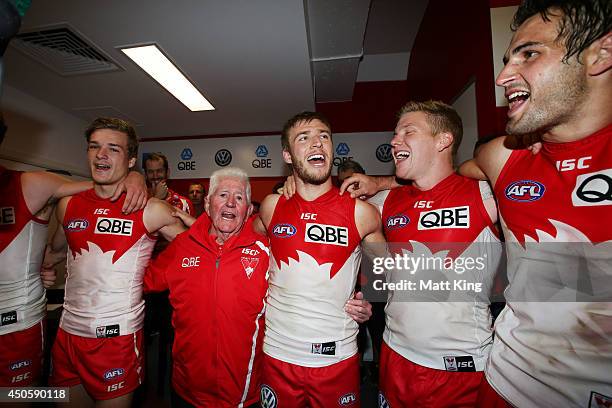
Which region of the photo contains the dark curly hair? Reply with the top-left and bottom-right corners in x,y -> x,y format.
512,0 -> 611,63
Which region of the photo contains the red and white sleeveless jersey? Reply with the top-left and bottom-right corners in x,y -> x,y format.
489,124 -> 612,407
381,173 -> 501,371
0,168 -> 47,335
61,189 -> 156,338
264,187 -> 362,367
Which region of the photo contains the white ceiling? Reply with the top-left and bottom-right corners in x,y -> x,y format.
5,0 -> 427,139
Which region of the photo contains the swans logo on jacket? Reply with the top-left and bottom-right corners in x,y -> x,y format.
241,257 -> 259,278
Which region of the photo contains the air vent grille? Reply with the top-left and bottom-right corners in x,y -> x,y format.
11,25 -> 121,76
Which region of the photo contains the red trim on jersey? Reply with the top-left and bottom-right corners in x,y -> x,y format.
382,173 -> 496,259
268,187 -> 361,278
0,169 -> 47,252
495,124 -> 612,244
63,189 -> 153,263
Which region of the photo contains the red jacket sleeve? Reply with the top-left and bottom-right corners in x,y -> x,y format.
144,238 -> 177,293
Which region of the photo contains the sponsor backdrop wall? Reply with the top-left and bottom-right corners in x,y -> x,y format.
141,132 -> 395,202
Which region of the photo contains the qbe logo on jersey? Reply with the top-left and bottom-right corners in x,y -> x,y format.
572,168 -> 612,207
418,206 -> 469,230
305,223 -> 348,246
95,217 -> 133,236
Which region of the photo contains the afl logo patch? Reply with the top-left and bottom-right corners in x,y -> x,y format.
386,214 -> 409,229
272,223 -> 296,238
339,392 -> 357,406
66,218 -> 89,232
103,368 -> 125,381
504,180 -> 545,202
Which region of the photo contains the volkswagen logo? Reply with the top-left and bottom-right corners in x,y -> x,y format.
378,392 -> 390,408
260,384 -> 278,408
214,149 -> 232,167
376,144 -> 393,162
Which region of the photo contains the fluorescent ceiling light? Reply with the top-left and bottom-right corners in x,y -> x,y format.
120,44 -> 214,112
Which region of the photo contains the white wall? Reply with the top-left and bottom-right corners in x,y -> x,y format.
0,85 -> 90,176
452,82 -> 478,165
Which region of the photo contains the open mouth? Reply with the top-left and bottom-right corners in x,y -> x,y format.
221,211 -> 236,220
394,150 -> 410,161
307,154 -> 326,166
94,163 -> 111,171
507,90 -> 530,115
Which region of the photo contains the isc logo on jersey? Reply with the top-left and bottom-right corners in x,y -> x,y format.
66,218 -> 89,232
95,217 -> 133,236
505,180 -> 545,202
272,223 -> 296,238
96,324 -> 120,338
103,368 -> 125,381
418,206 -> 469,230
443,356 -> 476,372
305,223 -> 348,246
386,214 -> 409,229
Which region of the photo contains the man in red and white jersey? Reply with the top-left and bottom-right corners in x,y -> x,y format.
144,152 -> 194,215
377,101 -> 502,408
46,118 -> 186,407
0,129 -> 146,388
145,167 -> 269,408
457,1 -> 612,406
338,101 -> 502,407
256,111 -> 384,408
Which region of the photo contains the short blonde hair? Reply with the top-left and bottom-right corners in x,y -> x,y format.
398,100 -> 463,156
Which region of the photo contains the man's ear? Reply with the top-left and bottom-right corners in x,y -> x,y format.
587,32 -> 612,76
128,157 -> 137,169
436,132 -> 454,152
247,203 -> 254,218
282,149 -> 293,165
204,196 -> 210,216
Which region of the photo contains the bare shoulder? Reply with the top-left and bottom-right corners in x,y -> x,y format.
55,196 -> 72,222
355,198 -> 381,236
259,193 -> 281,228
475,136 -> 512,187
144,197 -> 173,216
21,171 -> 69,214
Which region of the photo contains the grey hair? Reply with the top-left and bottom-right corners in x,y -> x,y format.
207,167 -> 252,203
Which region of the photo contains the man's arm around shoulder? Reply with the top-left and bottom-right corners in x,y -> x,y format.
143,198 -> 188,241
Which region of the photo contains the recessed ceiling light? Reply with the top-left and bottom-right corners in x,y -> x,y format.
120,44 -> 214,112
